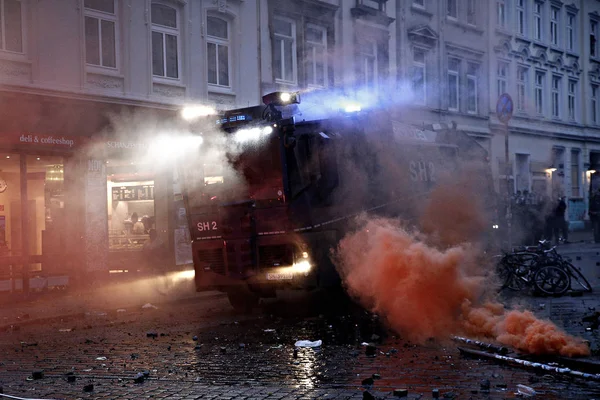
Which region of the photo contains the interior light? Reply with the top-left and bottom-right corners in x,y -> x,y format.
5,156 -> 9,159
36,157 -> 40,161
302,251 -> 309,259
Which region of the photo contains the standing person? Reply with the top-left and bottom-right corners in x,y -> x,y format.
553,197 -> 568,244
590,189 -> 600,243
143,228 -> 172,294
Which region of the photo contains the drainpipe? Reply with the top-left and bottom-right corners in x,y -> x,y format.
257,0 -> 262,103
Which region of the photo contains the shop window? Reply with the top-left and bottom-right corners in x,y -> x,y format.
26,155 -> 65,263
106,159 -> 155,252
0,153 -> 21,258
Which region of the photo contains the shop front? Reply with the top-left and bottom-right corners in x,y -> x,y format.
0,133 -> 87,292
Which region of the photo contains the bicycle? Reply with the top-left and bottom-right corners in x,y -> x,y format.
494,247 -> 571,296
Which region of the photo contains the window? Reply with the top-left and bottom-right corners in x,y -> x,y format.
534,1 -> 542,41
306,25 -> 327,87
448,58 -> 459,111
151,3 -> 179,79
591,20 -> 598,58
273,17 -> 296,84
516,154 -> 530,192
516,0 -> 526,36
592,84 -> 598,124
568,80 -> 576,120
358,41 -> 377,89
0,0 -> 23,52
535,71 -> 544,114
84,0 -> 116,68
413,0 -> 425,7
207,16 -> 230,88
466,63 -> 478,114
552,75 -> 561,118
571,149 -> 580,197
467,0 -> 476,25
550,6 -> 559,46
567,13 -> 575,51
497,61 -> 508,97
412,48 -> 426,105
497,0 -> 506,28
517,66 -> 528,112
447,0 -> 457,19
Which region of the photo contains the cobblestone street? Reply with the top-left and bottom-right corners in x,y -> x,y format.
0,279 -> 599,399
0,238 -> 599,399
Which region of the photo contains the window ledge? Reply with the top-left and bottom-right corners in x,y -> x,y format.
515,35 -> 531,44
532,40 -> 549,49
274,79 -> 299,88
86,65 -> 122,78
152,77 -> 185,87
446,17 -> 483,34
410,5 -> 433,17
590,56 -> 600,63
0,50 -> 29,63
208,85 -> 235,95
566,50 -> 579,58
549,45 -> 564,53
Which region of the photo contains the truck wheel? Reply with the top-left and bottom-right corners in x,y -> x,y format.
227,289 -> 259,313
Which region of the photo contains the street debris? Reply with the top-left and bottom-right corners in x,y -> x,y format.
392,388 -> 408,397
365,344 -> 377,356
82,384 -> 94,392
58,328 -> 72,332
146,331 -> 158,338
31,371 -> 44,380
116,309 -> 127,313
264,329 -> 276,333
95,357 -> 107,361
516,384 -> 536,397
133,372 -> 145,383
294,339 -> 322,348
192,335 -> 198,341
142,303 -> 158,309
432,388 -> 440,398
452,336 -> 509,355
458,347 -> 600,381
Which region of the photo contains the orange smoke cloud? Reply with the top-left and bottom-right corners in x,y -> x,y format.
334,217 -> 590,357
419,177 -> 487,247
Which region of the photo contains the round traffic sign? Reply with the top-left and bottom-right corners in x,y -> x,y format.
496,93 -> 513,124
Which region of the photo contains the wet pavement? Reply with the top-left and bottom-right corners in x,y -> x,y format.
0,291 -> 599,399
0,236 -> 599,399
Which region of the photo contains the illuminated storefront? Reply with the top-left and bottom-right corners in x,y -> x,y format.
0,94 -> 185,291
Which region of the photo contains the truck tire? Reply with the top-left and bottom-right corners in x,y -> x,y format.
227,289 -> 259,313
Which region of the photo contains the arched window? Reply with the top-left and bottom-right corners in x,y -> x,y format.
151,3 -> 179,79
206,16 -> 230,87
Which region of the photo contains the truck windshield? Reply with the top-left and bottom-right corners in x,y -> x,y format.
181,133 -> 283,208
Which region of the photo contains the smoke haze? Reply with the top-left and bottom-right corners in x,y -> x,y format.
334,214 -> 590,357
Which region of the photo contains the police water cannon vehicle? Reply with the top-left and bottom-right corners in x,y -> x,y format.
178,91 -> 494,312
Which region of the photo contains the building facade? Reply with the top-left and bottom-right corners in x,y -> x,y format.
1,0 -> 599,286
488,0 -> 600,229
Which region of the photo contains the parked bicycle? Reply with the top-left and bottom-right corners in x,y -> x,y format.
494,240 -> 592,296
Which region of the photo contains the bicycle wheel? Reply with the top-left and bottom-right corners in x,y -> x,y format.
495,253 -> 537,291
533,265 -> 570,296
562,262 -> 593,292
